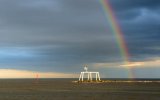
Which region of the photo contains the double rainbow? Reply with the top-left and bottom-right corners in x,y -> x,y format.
99,0 -> 133,78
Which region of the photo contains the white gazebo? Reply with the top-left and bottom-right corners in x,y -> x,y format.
79,65 -> 101,82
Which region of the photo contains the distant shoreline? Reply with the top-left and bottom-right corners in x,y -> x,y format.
0,78 -> 159,81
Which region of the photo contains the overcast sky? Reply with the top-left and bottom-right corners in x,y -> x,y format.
0,0 -> 160,78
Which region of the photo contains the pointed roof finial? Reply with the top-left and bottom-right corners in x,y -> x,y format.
84,64 -> 88,72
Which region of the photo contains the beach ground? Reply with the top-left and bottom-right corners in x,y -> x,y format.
0,79 -> 159,100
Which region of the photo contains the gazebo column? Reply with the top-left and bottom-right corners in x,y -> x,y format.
96,73 -> 98,81
79,72 -> 82,81
82,72 -> 84,81
87,73 -> 90,80
98,72 -> 101,81
89,72 -> 92,81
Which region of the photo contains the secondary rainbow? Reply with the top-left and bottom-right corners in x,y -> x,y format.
99,0 -> 133,78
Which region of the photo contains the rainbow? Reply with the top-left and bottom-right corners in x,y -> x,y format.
99,0 -> 134,78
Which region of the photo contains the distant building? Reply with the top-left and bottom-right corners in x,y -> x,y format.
79,65 -> 101,82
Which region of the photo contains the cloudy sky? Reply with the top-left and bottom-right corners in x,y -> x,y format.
0,0 -> 160,78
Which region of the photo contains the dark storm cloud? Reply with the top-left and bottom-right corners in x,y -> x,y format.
109,0 -> 160,61
110,0 -> 160,12
0,0 -> 120,72
0,0 -> 160,76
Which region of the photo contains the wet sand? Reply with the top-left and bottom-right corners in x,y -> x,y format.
0,79 -> 159,100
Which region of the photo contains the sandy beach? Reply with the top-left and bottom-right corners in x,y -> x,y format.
0,79 -> 159,100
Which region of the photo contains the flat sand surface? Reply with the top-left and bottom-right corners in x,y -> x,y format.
0,79 -> 159,100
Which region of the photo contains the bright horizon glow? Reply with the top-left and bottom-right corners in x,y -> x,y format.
92,57 -> 160,68
120,62 -> 144,67
0,69 -> 78,78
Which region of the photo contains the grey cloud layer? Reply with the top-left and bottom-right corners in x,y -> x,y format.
0,0 -> 160,77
